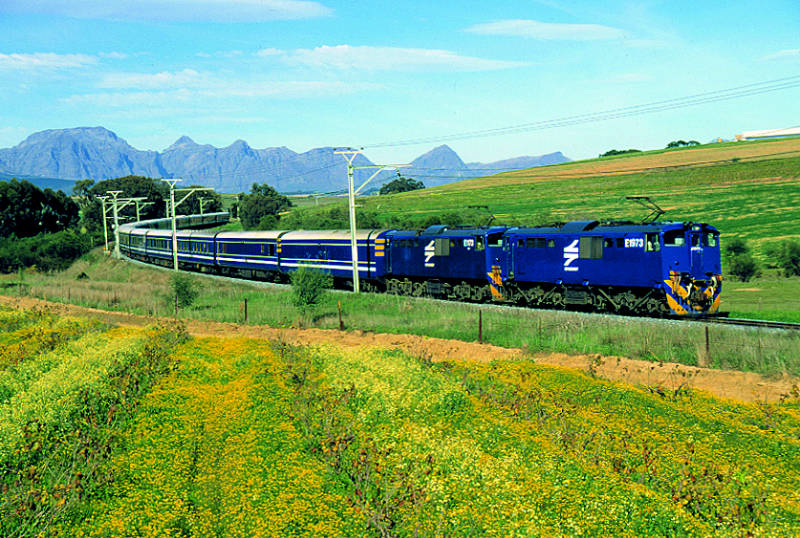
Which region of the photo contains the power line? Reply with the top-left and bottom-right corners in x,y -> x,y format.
361,75 -> 800,149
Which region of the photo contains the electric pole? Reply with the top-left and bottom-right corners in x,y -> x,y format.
334,149 -> 409,293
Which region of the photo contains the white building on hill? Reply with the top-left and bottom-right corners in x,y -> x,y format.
736,127 -> 800,141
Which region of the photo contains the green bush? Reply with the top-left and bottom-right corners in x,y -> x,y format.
769,239 -> 800,277
724,236 -> 749,258
727,252 -> 759,282
168,272 -> 200,309
0,231 -> 91,274
290,266 -> 333,311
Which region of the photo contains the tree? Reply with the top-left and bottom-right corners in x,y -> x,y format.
599,149 -> 641,157
723,237 -> 749,258
181,185 -> 223,216
666,140 -> 701,149
727,253 -> 759,282
0,179 -> 79,238
239,183 -> 292,230
82,176 -> 168,233
767,239 -> 800,277
379,176 -> 425,196
724,237 -> 759,282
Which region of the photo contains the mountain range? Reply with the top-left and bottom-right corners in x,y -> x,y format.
0,127 -> 570,194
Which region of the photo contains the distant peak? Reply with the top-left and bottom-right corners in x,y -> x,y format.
166,136 -> 198,150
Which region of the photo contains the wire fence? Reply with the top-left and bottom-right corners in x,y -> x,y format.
21,277 -> 800,380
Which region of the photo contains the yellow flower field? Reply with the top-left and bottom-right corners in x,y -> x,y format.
57,338 -> 364,538
4,308 -> 799,537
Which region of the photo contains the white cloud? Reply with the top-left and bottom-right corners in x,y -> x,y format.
0,0 -> 333,22
761,49 -> 800,62
64,79 -> 383,108
256,48 -> 287,57
99,69 -> 207,89
282,45 -> 528,72
464,19 -> 627,41
0,52 -> 99,71
99,52 -> 130,60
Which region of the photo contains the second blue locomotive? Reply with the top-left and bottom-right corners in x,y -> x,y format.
118,214 -> 722,317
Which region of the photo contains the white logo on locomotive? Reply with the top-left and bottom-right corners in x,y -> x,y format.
564,239 -> 579,272
425,240 -> 435,268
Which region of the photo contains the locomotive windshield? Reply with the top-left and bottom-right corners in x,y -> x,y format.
663,230 -> 685,247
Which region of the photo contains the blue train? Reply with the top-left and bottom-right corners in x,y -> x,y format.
118,212 -> 722,317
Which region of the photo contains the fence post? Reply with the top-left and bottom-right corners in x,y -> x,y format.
244,298 -> 248,323
478,310 -> 483,344
339,300 -> 344,331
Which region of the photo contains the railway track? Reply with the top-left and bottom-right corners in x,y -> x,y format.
699,316 -> 800,331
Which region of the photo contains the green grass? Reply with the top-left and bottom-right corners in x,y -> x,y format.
16,249 -> 800,378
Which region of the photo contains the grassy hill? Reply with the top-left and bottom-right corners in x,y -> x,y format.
347,137 -> 800,258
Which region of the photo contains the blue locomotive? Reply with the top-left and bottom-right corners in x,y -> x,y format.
118,213 -> 722,317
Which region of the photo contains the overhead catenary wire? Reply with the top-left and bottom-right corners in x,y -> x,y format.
360,75 -> 800,149
174,74 -> 800,187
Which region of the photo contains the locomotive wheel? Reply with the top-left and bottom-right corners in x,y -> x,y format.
400,279 -> 413,296
412,282 -> 426,297
454,281 -> 472,301
646,297 -> 670,317
614,291 -> 637,313
386,279 -> 399,295
550,288 -> 566,309
471,285 -> 490,302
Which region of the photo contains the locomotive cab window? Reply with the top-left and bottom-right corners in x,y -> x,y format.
663,231 -> 685,247
645,233 -> 660,252
475,236 -> 485,251
704,233 -> 718,247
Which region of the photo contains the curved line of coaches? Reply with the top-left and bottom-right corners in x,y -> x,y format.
117,211 -> 723,316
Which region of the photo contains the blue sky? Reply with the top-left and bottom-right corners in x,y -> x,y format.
1,0 -> 799,165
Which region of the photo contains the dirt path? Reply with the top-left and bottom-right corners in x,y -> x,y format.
2,294 -> 797,403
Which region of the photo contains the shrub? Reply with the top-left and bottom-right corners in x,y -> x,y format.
724,236 -> 749,258
727,252 -> 759,282
290,266 -> 332,311
770,239 -> 800,277
168,272 -> 200,309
